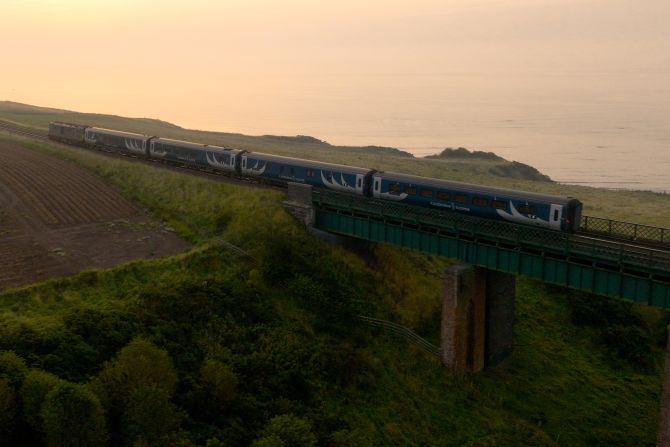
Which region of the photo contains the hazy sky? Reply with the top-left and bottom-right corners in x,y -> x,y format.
2,0 -> 669,133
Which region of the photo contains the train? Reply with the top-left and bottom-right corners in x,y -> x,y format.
48,122 -> 583,232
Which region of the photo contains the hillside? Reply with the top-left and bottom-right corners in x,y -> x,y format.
2,101 -> 669,226
0,107 -> 668,446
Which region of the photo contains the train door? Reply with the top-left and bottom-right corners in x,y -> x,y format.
549,204 -> 562,230
355,174 -> 365,195
372,176 -> 381,198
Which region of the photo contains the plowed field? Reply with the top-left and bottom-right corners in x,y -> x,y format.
0,140 -> 191,290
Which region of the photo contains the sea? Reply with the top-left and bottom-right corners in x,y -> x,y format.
182,70 -> 669,193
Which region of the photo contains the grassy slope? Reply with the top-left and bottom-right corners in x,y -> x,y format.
3,101 -> 668,226
0,106 -> 667,445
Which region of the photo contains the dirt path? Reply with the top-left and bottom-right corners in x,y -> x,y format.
0,140 -> 191,291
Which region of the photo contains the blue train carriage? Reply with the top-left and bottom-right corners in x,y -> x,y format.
48,122 -> 88,145
372,172 -> 583,232
84,127 -> 153,156
148,138 -> 242,173
241,152 -> 373,194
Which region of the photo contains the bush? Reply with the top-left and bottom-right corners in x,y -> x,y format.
63,307 -> 140,363
40,333 -> 98,382
601,325 -> 654,369
251,435 -> 286,447
200,359 -> 238,404
258,414 -> 316,447
20,369 -> 64,431
568,293 -> 654,368
568,293 -> 644,329
0,351 -> 28,388
122,386 -> 181,446
0,378 -> 18,440
41,382 -> 107,447
93,338 -> 178,410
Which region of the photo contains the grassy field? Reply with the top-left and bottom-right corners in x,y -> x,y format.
3,100 -> 668,225
0,129 -> 667,446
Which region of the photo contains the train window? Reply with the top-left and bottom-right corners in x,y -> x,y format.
517,204 -> 536,215
375,180 -> 380,191
389,183 -> 401,194
437,191 -> 451,200
290,167 -> 294,175
472,197 -> 488,207
492,200 -> 507,210
404,185 -> 417,195
357,178 -> 362,188
420,189 -> 433,198
554,209 -> 559,221
454,194 -> 468,204
279,165 -> 284,173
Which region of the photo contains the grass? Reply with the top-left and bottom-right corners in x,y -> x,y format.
0,108 -> 668,445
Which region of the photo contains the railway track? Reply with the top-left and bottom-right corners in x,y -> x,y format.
0,120 -> 49,140
0,120 -> 283,192
1,119 -> 668,253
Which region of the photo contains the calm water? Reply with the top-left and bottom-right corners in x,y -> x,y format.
183,70 -> 670,192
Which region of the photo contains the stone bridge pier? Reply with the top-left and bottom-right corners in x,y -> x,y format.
441,265 -> 515,373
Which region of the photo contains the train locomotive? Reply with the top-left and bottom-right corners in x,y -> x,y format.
48,122 -> 583,232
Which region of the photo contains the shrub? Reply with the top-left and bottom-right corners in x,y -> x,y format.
0,351 -> 28,388
41,382 -> 107,447
40,333 -> 98,382
122,386 -> 181,446
601,325 -> 654,369
63,307 -> 140,363
568,293 -> 644,329
93,338 -> 178,410
20,369 -> 63,431
0,378 -> 18,439
200,359 -> 238,404
251,435 -> 286,447
258,414 -> 316,447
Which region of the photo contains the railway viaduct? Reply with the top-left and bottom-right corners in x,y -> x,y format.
3,119 -> 670,373
283,182 -> 670,374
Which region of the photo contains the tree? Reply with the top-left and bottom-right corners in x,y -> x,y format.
0,350 -> 28,388
122,386 -> 181,447
200,359 -> 238,404
93,338 -> 178,410
258,414 -> 316,447
0,378 -> 18,441
41,382 -> 107,447
20,369 -> 63,431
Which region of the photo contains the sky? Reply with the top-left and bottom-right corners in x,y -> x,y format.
1,0 -> 669,134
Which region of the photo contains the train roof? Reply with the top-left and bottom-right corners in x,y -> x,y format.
87,127 -> 152,139
244,152 -> 373,174
375,171 -> 578,204
152,137 -> 242,154
50,122 -> 89,130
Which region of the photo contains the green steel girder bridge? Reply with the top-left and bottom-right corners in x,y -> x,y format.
310,189 -> 670,308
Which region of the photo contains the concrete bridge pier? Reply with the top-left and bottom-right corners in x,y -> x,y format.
283,182 -> 316,226
283,183 -> 368,251
441,265 -> 515,373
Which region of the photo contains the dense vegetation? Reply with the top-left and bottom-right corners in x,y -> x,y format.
0,111 -> 668,446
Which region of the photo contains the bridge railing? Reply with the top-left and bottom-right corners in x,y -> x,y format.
312,189 -> 670,276
580,215 -> 669,247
